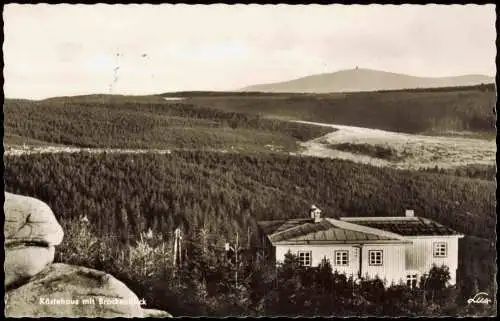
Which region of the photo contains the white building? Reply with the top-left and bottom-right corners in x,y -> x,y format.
257,207 -> 464,287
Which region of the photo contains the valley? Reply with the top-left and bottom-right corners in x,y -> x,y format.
3,84 -> 496,317
5,85 -> 495,174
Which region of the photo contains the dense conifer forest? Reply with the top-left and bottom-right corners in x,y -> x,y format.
3,151 -> 496,316
4,152 -> 495,239
4,84 -> 496,152
3,96 -> 332,151
180,84 -> 496,136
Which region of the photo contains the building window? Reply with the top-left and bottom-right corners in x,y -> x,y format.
368,250 -> 383,266
406,274 -> 418,289
433,242 -> 447,258
335,250 -> 349,266
297,251 -> 312,266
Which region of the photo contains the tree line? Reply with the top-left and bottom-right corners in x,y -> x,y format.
187,84 -> 496,135
4,151 -> 495,239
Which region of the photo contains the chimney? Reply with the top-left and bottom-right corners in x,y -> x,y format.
310,205 -> 322,222
405,209 -> 415,217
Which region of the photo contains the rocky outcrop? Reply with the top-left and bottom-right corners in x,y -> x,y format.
142,308 -> 174,318
5,263 -> 170,317
4,192 -> 64,288
4,192 -> 171,317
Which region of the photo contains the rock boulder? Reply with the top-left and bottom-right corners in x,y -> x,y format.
4,192 -> 64,245
5,263 -> 149,317
4,192 -> 64,288
142,308 -> 173,317
4,192 -> 171,317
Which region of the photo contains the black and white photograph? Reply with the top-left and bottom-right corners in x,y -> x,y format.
2,3 -> 497,317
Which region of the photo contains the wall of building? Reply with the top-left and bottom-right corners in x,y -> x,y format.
275,243 -> 407,285
360,244 -> 407,286
259,234 -> 277,266
275,244 -> 360,278
273,236 -> 460,286
404,236 -> 460,285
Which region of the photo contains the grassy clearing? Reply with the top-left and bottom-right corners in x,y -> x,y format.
295,121 -> 495,170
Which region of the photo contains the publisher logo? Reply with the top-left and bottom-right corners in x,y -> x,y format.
467,292 -> 491,305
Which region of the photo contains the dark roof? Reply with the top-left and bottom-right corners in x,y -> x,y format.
257,218 -> 312,236
340,217 -> 461,236
257,218 -> 403,244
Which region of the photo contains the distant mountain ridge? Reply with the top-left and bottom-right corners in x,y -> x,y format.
240,68 -> 495,93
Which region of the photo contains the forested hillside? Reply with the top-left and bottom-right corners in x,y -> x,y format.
3,95 -> 332,152
5,83 -> 495,153
177,84 -> 496,136
4,152 -> 495,316
4,152 -> 495,240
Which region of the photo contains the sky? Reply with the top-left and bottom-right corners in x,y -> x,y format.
3,4 -> 497,99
